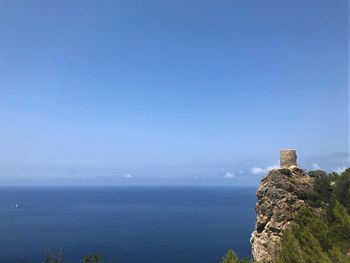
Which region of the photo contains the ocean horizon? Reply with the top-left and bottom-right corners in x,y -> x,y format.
1,186 -> 256,263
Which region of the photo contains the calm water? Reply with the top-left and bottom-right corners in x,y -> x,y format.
0,186 -> 256,263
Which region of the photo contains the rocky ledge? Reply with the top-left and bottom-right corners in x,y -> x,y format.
250,166 -> 315,262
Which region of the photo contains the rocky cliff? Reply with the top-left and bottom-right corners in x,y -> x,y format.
250,166 -> 315,262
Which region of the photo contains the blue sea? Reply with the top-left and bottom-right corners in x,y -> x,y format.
0,186 -> 256,263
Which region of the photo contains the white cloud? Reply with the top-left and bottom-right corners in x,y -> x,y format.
224,172 -> 235,179
250,167 -> 265,175
125,174 -> 132,178
334,167 -> 347,174
250,163 -> 279,175
312,163 -> 321,170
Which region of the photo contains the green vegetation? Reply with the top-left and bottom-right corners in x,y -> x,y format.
82,254 -> 106,263
43,250 -> 64,263
278,168 -> 350,263
221,249 -> 239,263
221,168 -> 350,263
220,249 -> 252,263
279,168 -> 292,176
43,251 -> 116,263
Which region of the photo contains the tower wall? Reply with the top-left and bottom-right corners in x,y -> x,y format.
280,149 -> 297,168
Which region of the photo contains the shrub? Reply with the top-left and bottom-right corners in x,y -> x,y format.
278,168 -> 350,262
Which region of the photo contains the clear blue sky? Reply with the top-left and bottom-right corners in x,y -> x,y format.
0,0 -> 348,185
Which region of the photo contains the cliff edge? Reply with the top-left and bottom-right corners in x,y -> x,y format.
250,151 -> 315,262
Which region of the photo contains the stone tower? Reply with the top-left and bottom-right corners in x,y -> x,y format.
280,149 -> 297,168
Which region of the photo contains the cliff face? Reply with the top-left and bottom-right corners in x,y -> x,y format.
250,167 -> 315,262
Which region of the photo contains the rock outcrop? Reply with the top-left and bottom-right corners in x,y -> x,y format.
250,166 -> 315,262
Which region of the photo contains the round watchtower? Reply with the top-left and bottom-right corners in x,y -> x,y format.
280,149 -> 297,168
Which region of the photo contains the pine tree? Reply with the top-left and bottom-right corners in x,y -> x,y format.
221,249 -> 239,263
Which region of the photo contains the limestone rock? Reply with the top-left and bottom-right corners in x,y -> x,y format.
250,167 -> 314,262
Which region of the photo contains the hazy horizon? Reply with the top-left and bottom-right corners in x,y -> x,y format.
0,0 -> 348,186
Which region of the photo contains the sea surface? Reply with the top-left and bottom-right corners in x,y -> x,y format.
0,186 -> 256,263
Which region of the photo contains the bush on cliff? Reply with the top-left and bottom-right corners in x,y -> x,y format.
82,254 -> 105,263
43,250 -> 64,263
221,249 -> 239,263
43,251 -> 116,263
278,168 -> 350,263
220,249 -> 252,263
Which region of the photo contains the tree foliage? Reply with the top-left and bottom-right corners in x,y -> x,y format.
221,249 -> 239,263
278,168 -> 350,263
43,250 -> 64,263
220,249 -> 253,263
43,251 -> 116,263
82,254 -> 104,263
